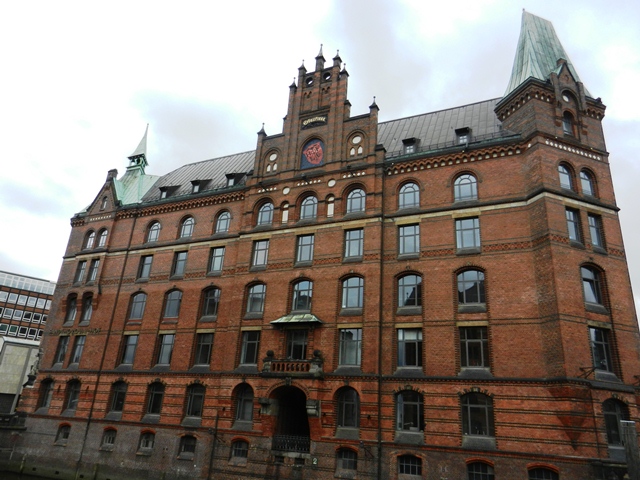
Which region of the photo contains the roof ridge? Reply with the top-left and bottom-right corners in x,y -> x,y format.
378,98 -> 502,126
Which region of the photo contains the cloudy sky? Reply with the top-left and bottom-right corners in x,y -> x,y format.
1,0 -> 639,306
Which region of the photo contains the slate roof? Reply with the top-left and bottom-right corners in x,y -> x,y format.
378,98 -> 509,157
504,11 -> 590,98
139,151 -> 255,203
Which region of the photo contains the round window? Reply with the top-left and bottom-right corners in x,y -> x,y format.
352,135 -> 362,145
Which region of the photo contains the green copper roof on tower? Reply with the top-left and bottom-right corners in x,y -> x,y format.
504,11 -> 590,98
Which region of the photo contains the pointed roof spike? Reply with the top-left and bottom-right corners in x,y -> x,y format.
504,11 -> 590,98
333,49 -> 342,67
129,124 -> 148,159
258,123 -> 266,136
315,44 -> 325,71
369,96 -> 379,110
290,77 -> 297,89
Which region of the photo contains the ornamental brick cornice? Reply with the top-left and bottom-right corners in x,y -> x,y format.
114,191 -> 245,220
385,144 -> 524,177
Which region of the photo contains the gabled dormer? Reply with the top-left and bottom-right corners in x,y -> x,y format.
251,47 -> 379,183
495,11 -> 606,151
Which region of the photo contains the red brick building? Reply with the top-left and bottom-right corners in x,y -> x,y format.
4,11 -> 639,480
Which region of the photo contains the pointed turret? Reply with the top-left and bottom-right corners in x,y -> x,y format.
127,124 -> 149,172
504,11 -> 590,98
315,44 -> 325,71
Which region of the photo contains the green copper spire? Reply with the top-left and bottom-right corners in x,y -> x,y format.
504,11 -> 590,98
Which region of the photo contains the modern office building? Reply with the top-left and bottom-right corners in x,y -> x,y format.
0,271 -> 54,415
3,11 -> 639,480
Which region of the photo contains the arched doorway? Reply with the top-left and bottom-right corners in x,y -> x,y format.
271,385 -> 310,453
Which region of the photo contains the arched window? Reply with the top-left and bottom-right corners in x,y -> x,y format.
84,231 -> 96,250
454,173 -> 478,201
147,222 -> 161,243
528,467 -> 559,480
399,182 -> 419,209
396,390 -> 424,431
185,384 -> 206,418
129,292 -> 147,320
101,428 -> 117,448
201,287 -> 221,318
55,424 -> 71,444
163,290 -> 182,318
300,196 -> 318,220
603,399 -> 629,446
80,294 -> 92,324
215,212 -> 230,233
468,462 -> 495,480
398,274 -> 422,308
398,455 -> 422,476
581,266 -> 604,306
109,381 -> 127,413
461,393 -> 494,437
341,276 -> 364,310
558,164 -> 574,190
246,284 -> 266,315
231,440 -> 249,459
292,280 -> 313,312
178,435 -> 196,459
97,229 -> 108,247
65,380 -> 81,412
562,111 -> 575,136
180,217 -> 194,238
336,448 -> 357,472
146,382 -> 165,414
37,379 -> 54,409
337,387 -> 359,428
138,431 -> 155,451
257,202 -> 274,226
64,294 -> 77,325
100,196 -> 108,210
580,169 -> 596,196
348,133 -> 364,157
346,188 -> 365,214
457,270 -> 486,305
235,383 -> 254,422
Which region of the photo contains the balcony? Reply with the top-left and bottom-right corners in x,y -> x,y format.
261,350 -> 323,379
272,434 -> 310,453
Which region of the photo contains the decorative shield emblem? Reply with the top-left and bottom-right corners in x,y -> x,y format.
301,139 -> 324,169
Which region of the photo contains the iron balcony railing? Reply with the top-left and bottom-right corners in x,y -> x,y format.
272,434 -> 310,453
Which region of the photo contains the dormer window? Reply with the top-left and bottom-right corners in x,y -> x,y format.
456,127 -> 471,145
159,188 -> 168,199
191,182 -> 200,194
226,174 -> 236,187
402,138 -> 419,155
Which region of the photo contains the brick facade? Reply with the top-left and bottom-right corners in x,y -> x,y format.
2,14 -> 639,480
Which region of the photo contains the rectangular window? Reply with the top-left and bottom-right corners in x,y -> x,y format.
296,235 -> 315,264
588,214 -> 604,248
70,336 -> 86,364
339,328 -> 362,366
156,334 -> 175,365
399,224 -> 420,255
87,259 -> 100,282
3,308 -> 13,318
17,295 -> 27,305
397,329 -> 422,367
460,327 -> 489,368
36,298 -> 46,309
138,255 -> 153,279
120,335 -> 138,365
590,327 -> 613,372
286,330 -> 308,360
74,261 -> 87,283
194,333 -> 214,366
172,252 -> 188,277
208,247 -> 225,273
27,296 -> 36,307
344,229 -> 364,259
456,217 -> 480,250
8,293 -> 17,303
240,331 -> 260,365
566,208 -> 582,243
252,240 -> 269,267
54,336 -> 70,365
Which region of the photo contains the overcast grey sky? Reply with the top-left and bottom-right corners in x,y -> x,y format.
1,0 -> 638,308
